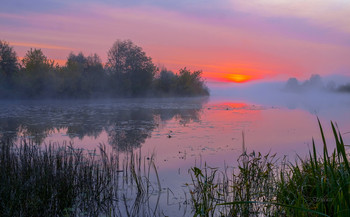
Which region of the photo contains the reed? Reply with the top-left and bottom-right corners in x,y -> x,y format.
188,120 -> 350,217
277,119 -> 350,216
0,140 -> 161,217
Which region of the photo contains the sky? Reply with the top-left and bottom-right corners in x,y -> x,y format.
1,0 -> 350,83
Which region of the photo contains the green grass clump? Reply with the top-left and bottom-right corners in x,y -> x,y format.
188,120 -> 350,217
277,120 -> 350,216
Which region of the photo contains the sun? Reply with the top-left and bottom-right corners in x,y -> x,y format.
225,74 -> 253,83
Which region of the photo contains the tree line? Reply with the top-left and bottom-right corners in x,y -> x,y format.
285,74 -> 350,93
0,39 -> 209,98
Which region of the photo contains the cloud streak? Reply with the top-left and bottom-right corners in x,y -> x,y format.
10,41 -> 74,51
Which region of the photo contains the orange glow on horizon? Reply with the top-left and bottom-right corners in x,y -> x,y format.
225,74 -> 253,83
186,64 -> 267,83
53,59 -> 67,66
203,71 -> 262,83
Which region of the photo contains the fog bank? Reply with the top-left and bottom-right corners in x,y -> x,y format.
208,74 -> 350,116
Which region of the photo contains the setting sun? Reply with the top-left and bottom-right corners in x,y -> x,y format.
225,74 -> 253,83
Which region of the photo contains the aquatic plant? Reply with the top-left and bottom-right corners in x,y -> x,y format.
188,120 -> 350,217
0,140 -> 161,217
277,120 -> 350,216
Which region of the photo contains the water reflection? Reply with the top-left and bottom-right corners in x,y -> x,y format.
0,98 -> 206,151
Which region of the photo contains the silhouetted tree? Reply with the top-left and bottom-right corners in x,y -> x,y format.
58,52 -> 105,97
284,74 -> 326,93
337,83 -> 350,92
106,40 -> 157,96
0,40 -> 19,97
19,49 -> 57,97
302,74 -> 323,89
285,77 -> 300,92
176,68 -> 209,96
153,68 -> 177,95
0,40 -> 210,98
85,53 -> 106,94
58,52 -> 86,96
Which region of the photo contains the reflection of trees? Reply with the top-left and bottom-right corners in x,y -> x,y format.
0,118 -> 20,143
0,99 -> 206,151
156,109 -> 201,126
107,109 -> 155,152
18,125 -> 54,144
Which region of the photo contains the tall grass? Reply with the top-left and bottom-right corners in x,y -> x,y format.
188,120 -> 350,216
0,140 -> 161,217
277,120 -> 350,216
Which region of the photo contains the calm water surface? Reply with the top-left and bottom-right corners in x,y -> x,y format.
1,95 -> 349,215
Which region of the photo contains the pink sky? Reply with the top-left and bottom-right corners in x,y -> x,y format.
1,0 -> 350,83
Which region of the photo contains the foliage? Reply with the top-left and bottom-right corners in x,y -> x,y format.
19,48 -> 58,97
153,68 -> 177,95
0,40 -> 19,97
153,67 -> 209,97
0,39 -> 209,98
176,68 -> 209,96
57,52 -> 105,97
106,40 -> 156,96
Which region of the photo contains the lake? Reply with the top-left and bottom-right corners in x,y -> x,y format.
1,92 -> 349,216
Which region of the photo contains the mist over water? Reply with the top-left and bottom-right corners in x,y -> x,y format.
209,75 -> 350,119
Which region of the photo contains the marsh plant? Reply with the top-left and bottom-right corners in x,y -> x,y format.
277,120 -> 350,217
0,140 -> 161,217
1,120 -> 349,217
188,152 -> 279,217
188,120 -> 350,217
